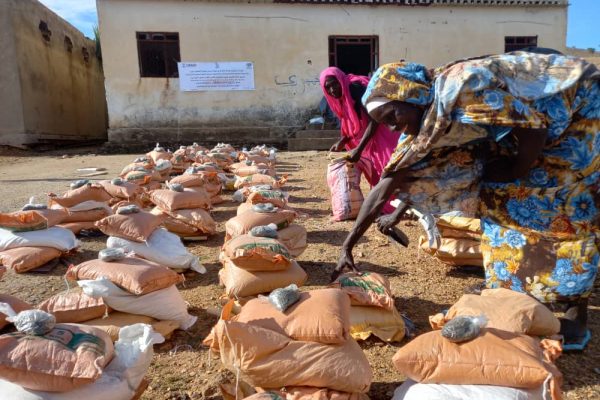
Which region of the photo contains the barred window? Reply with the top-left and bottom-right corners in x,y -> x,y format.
136,32 -> 181,78
505,36 -> 538,52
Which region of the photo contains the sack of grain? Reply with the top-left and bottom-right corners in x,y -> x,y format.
82,312 -> 179,342
149,188 -> 211,211
219,258 -> 307,298
277,224 -> 307,258
226,208 -> 296,240
246,190 -> 288,208
0,295 -> 32,329
222,234 -> 291,271
232,289 -> 350,344
234,174 -> 286,190
0,247 -> 63,273
107,228 -> 205,273
210,320 -> 372,393
330,272 -> 395,311
94,211 -> 165,242
48,185 -> 112,209
0,322 -> 114,392
349,305 -> 405,343
38,289 -> 110,323
392,329 -> 562,396
78,278 -> 197,330
428,288 -> 560,337
391,380 -> 544,400
66,257 -> 184,296
0,227 -> 78,252
97,180 -> 142,201
0,323 -> 162,400
0,211 -> 48,232
327,160 -> 363,221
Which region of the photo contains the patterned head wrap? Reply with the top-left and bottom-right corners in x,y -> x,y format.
362,62 -> 433,113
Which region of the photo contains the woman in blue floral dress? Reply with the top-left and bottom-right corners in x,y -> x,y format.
335,52 -> 600,347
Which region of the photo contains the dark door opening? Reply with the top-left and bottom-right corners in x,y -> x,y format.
329,36 -> 379,76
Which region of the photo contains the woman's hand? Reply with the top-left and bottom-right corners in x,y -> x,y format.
331,248 -> 358,282
346,149 -> 361,164
376,213 -> 399,234
329,140 -> 345,153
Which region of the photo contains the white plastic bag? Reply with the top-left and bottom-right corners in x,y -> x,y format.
78,278 -> 197,330
392,380 -> 544,400
106,228 -> 205,273
0,324 -> 164,400
0,227 -> 79,252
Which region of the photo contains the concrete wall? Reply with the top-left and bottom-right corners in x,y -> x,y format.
0,0 -> 107,147
0,1 -> 26,140
98,0 -> 567,144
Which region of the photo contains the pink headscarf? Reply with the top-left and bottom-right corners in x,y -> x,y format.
319,67 -> 370,144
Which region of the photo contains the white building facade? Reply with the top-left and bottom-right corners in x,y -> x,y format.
97,0 -> 568,146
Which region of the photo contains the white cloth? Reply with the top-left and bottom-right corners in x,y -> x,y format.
365,97 -> 392,114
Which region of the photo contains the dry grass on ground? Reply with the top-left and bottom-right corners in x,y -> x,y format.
0,148 -> 598,399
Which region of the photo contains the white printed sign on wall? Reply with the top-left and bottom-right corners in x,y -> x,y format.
178,61 -> 255,91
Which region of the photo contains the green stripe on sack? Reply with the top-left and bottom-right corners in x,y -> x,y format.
238,242 -> 290,258
339,275 -> 385,294
0,221 -> 48,232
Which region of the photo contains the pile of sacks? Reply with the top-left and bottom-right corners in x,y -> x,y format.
64,248 -> 197,332
392,288 -> 563,400
47,178 -> 144,235
0,210 -> 79,273
419,215 -> 483,267
204,288 -> 373,398
0,300 -> 163,400
221,156 -> 308,300
331,271 -> 406,343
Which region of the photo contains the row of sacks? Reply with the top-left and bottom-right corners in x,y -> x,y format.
0,248 -> 196,336
204,288 -> 374,396
392,288 -> 563,400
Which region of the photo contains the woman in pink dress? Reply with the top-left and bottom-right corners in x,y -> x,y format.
320,67 -> 401,193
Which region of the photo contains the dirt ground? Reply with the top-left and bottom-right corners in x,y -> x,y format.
0,147 -> 598,400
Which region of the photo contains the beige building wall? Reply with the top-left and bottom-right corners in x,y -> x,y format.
0,1 -> 26,138
0,0 -> 107,147
98,0 -> 567,144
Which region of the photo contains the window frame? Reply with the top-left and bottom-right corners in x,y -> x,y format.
504,36 -> 538,52
136,31 -> 181,78
328,35 -> 379,75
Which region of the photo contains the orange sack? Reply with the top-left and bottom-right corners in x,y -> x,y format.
392,328 -> 562,395
0,211 -> 48,232
95,211 -> 166,242
219,258 -> 307,298
211,320 -> 372,393
223,234 -> 291,271
0,323 -> 114,392
330,272 -> 395,311
0,247 -> 63,273
66,257 -> 183,295
38,289 -> 110,323
233,289 -> 351,344
429,288 -> 560,336
0,294 -> 32,330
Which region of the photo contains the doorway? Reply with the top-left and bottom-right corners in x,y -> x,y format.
328,36 -> 379,76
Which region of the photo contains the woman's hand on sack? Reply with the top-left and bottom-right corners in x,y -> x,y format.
346,150 -> 361,164
375,213 -> 400,234
331,248 -> 358,282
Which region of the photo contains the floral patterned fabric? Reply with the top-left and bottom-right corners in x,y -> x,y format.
366,52 -> 600,302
